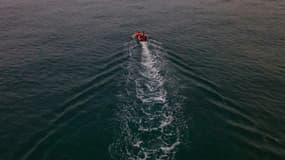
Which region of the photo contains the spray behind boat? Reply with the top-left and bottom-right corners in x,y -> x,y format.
109,35 -> 189,160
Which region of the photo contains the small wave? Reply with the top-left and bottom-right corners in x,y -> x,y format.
14,47 -> 128,160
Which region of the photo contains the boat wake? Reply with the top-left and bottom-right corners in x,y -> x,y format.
109,40 -> 188,160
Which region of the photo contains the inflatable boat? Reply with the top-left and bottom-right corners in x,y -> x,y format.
134,31 -> 148,41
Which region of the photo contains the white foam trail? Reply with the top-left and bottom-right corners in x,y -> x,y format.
110,40 -> 187,160
137,42 -> 167,104
161,141 -> 181,153
133,141 -> 143,147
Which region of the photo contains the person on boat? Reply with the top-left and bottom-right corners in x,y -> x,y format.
142,32 -> 146,41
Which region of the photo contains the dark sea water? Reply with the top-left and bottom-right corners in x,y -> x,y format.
1,0 -> 285,159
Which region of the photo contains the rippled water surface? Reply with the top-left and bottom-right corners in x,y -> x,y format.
0,0 -> 285,159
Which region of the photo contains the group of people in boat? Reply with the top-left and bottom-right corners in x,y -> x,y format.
134,31 -> 147,41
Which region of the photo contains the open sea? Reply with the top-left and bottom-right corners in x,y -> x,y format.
0,0 -> 285,159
